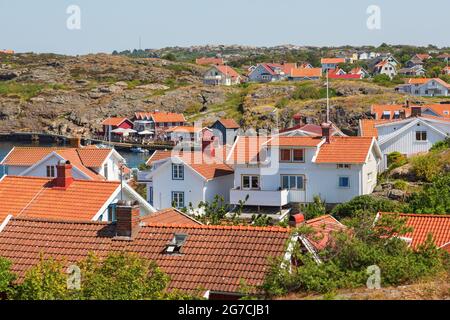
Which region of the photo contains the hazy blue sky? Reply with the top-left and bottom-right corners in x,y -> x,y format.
1,0 -> 449,55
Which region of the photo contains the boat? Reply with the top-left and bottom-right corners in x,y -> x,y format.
130,147 -> 149,154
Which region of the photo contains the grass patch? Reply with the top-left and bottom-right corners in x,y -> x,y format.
0,81 -> 44,100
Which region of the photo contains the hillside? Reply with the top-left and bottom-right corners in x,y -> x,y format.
0,52 -> 447,137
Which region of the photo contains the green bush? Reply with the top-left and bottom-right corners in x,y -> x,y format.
410,153 -> 443,182
0,257 -> 16,296
430,138 -> 450,152
331,195 -> 403,220
393,180 -> 408,191
0,81 -> 44,100
407,173 -> 450,214
302,195 -> 326,220
387,151 -> 408,170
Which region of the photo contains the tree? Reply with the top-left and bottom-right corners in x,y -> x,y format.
302,195 -> 326,220
331,195 -> 403,220
0,257 -> 16,297
79,252 -> 170,300
407,173 -> 450,214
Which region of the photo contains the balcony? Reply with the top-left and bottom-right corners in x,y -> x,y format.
230,188 -> 289,207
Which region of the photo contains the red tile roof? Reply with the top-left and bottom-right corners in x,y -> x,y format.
289,68 -> 322,78
140,208 -> 202,226
371,104 -> 413,119
134,112 -> 186,123
218,118 -> 240,129
359,119 -> 392,138
146,150 -> 173,166
321,58 -> 346,64
215,65 -> 240,80
379,213 -> 450,251
175,152 -> 234,180
102,117 -> 129,126
0,217 -> 291,294
227,136 -> 269,164
315,137 -> 375,164
0,176 -> 120,223
305,215 -> 346,251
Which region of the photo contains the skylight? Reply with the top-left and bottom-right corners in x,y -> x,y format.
165,233 -> 188,254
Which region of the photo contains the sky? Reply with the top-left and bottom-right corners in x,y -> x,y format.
1,0 -> 449,55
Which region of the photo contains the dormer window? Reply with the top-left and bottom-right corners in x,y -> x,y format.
165,233 -> 187,254
280,148 -> 305,163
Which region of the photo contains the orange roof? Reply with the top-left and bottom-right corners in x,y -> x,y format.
415,53 -> 431,60
266,136 -> 323,147
218,118 -> 240,129
0,217 -> 290,294
140,208 -> 202,226
135,112 -> 186,123
289,68 -> 322,78
379,213 -> 450,251
146,150 -> 173,166
215,65 -> 240,80
405,78 -> 450,88
166,126 -> 202,133
422,104 -> 450,118
305,215 -> 346,251
321,58 -> 346,64
227,136 -> 269,164
101,117 -> 129,126
359,119 -> 392,138
1,147 -> 112,180
315,137 -> 375,164
175,152 -> 234,180
371,104 -> 413,119
0,176 -> 120,222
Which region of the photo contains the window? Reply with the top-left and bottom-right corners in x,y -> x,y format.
281,175 -> 305,190
416,131 -> 427,141
103,163 -> 108,180
293,149 -> 305,162
172,191 -> 185,208
338,176 -> 350,188
337,164 -> 351,169
242,175 -> 259,190
172,164 -> 184,180
165,233 -> 187,254
46,165 -> 55,178
280,149 -> 291,162
108,203 -> 117,222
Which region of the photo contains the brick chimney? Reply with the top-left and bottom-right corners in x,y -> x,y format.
289,213 -> 305,227
69,136 -> 82,148
321,122 -> 332,143
411,106 -> 422,117
115,200 -> 141,238
405,100 -> 410,108
53,160 -> 74,189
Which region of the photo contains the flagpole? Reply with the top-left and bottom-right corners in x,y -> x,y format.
326,69 -> 330,123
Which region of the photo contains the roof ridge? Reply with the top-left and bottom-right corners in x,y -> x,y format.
11,216 -> 109,225
4,175 -> 118,185
143,222 -> 291,232
381,212 -> 450,218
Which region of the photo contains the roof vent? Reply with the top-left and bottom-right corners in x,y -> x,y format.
165,233 -> 187,254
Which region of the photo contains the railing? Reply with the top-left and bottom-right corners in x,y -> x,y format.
230,188 -> 289,207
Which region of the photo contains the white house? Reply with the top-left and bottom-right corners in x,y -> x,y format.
0,145 -> 129,181
226,126 -> 381,215
373,60 -> 397,79
138,149 -> 234,211
359,111 -> 450,171
203,65 -> 241,86
395,78 -> 450,97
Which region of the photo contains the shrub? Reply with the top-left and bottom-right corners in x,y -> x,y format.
410,153 -> 443,182
0,257 -> 16,296
407,173 -> 450,214
393,180 -> 408,191
0,81 -> 44,100
302,195 -> 326,220
387,151 -> 408,170
292,85 -> 320,100
430,138 -> 450,152
331,195 -> 402,220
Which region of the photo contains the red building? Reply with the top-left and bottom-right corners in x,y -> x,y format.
101,117 -> 134,138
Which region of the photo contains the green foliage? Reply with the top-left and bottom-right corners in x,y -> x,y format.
387,151 -> 408,170
301,195 -> 326,220
407,173 -> 450,214
78,252 -> 169,300
14,256 -> 70,300
251,214 -> 273,227
410,152 -> 443,182
0,257 -> 16,296
263,212 -> 447,297
275,97 -> 289,109
0,81 -> 44,101
331,195 -> 402,220
291,84 -> 335,100
165,63 -> 192,73
193,195 -> 231,225
430,137 -> 450,152
393,180 -> 408,191
162,53 -> 177,61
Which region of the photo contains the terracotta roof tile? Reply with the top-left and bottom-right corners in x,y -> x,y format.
195,57 -> 224,65
289,68 -> 322,78
315,137 -> 374,164
101,117 -> 129,126
379,213 -> 450,251
266,136 -> 323,147
0,217 -> 290,294
218,118 -> 240,129
227,136 -> 269,164
321,58 -> 346,64
215,65 -> 240,80
146,150 -> 173,166
359,119 -> 393,138
140,208 -> 202,226
305,215 -> 346,251
0,176 -> 119,222
135,112 -> 186,123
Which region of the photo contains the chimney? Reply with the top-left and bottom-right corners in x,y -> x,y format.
115,200 -> 141,238
411,106 -> 422,117
53,160 -> 74,189
399,110 -> 406,119
405,100 -> 410,108
202,136 -> 216,158
321,122 -> 332,143
289,213 -> 305,227
69,136 -> 81,148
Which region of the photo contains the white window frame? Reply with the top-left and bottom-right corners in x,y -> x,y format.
241,175 -> 260,190
280,175 -> 305,190
172,191 -> 185,208
46,165 -> 55,178
172,164 -> 184,180
415,130 -> 427,142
